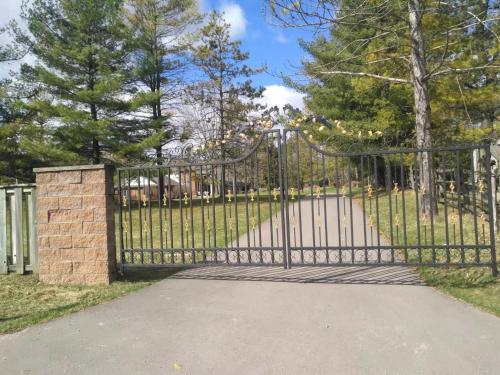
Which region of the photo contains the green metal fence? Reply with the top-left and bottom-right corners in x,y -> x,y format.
0,184 -> 37,274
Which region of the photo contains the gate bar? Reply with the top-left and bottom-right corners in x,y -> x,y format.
485,142 -> 498,277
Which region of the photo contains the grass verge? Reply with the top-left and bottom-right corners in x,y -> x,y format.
0,274 -> 155,334
115,195 -> 279,263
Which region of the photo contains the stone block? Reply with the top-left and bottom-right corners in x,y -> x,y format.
85,274 -> 111,285
95,260 -> 111,274
36,172 -> 58,184
84,248 -> 111,261
38,249 -> 60,262
83,221 -> 108,234
73,234 -> 107,248
82,195 -> 107,209
93,207 -> 114,222
49,235 -> 72,249
60,222 -> 83,234
36,208 -> 49,224
38,223 -> 60,235
47,209 -> 72,223
48,209 -> 93,223
45,184 -> 72,197
58,170 -> 82,184
82,169 -> 105,184
59,196 -> 82,210
38,261 -> 50,274
78,183 -> 107,196
38,237 -> 50,249
50,261 -> 73,275
60,249 -> 85,262
38,197 -> 59,210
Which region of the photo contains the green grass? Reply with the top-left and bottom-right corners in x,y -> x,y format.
116,195 -> 279,263
0,274 -> 155,334
359,190 -> 500,316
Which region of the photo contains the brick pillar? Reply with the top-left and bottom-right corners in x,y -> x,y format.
34,165 -> 116,285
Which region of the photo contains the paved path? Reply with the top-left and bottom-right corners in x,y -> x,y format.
1,266 -> 500,374
222,196 -> 391,265
2,197 -> 499,374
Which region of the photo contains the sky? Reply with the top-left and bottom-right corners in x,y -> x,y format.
0,0 -> 312,110
203,0 -> 311,109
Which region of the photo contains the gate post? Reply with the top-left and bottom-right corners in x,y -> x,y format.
277,129 -> 288,269
34,165 -> 116,284
485,142 -> 498,277
281,129 -> 291,269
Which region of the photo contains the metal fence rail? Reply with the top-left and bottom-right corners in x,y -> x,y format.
117,130 -> 286,268
116,129 -> 498,276
0,184 -> 37,274
283,129 -> 497,276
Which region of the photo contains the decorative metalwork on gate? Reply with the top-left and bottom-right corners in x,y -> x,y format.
117,129 -> 498,276
282,129 -> 497,276
117,130 -> 287,268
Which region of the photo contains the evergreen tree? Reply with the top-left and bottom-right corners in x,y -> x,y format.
0,28 -> 41,182
18,0 -> 140,164
124,0 -> 200,163
189,11 -> 263,160
268,0 -> 500,214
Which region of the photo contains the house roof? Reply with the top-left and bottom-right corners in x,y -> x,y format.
128,174 -> 183,188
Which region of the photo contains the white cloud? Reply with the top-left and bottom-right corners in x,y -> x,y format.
274,31 -> 288,44
219,3 -> 247,39
257,85 -> 305,111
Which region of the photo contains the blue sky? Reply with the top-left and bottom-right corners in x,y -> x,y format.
200,0 -> 311,108
201,0 -> 311,88
0,0 -> 311,109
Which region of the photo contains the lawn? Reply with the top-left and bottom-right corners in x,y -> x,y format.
359,190 -> 500,317
0,274 -> 155,334
116,194 -> 280,264
1,194 -> 279,334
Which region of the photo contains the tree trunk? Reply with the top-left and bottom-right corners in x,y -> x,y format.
219,67 -> 226,198
90,103 -> 100,164
408,0 -> 434,215
154,76 -> 165,202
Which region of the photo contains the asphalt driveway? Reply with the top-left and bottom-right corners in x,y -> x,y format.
1,265 -> 499,375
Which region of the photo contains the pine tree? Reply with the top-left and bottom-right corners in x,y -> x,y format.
268,0 -> 500,214
19,0 -> 139,164
124,0 -> 200,163
189,11 -> 263,160
0,28 -> 40,182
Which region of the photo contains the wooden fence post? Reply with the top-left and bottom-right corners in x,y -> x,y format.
28,188 -> 38,274
13,187 -> 24,274
0,188 -> 7,274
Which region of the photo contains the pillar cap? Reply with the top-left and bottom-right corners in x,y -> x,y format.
34,164 -> 114,173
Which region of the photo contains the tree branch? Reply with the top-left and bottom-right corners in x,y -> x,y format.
317,70 -> 410,84
429,65 -> 500,79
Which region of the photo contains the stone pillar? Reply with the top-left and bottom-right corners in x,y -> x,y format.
34,165 -> 116,285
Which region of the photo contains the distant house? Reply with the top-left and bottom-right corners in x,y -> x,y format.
124,171 -> 199,201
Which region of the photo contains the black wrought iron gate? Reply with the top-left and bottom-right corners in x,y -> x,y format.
117,129 -> 498,276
